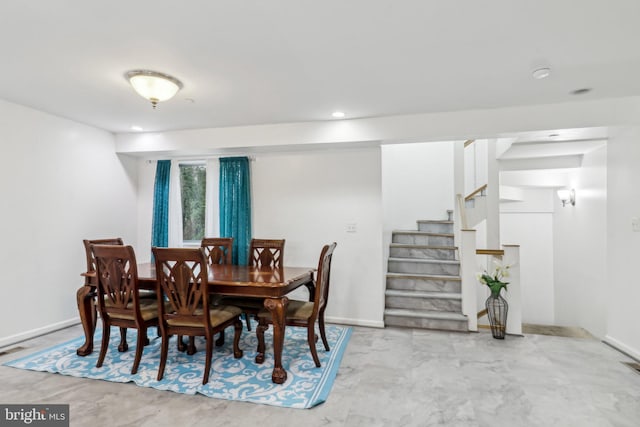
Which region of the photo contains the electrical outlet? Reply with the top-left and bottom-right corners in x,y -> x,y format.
632,217 -> 640,232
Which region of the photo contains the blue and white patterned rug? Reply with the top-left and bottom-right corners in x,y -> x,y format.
4,322 -> 351,409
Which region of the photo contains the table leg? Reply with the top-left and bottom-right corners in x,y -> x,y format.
304,279 -> 316,302
264,296 -> 289,384
76,285 -> 96,356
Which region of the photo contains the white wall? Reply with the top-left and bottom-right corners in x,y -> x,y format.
553,145 -> 607,338
136,147 -> 385,327
606,127 -> 640,358
500,189 -> 556,325
120,96 -> 640,355
0,99 -> 138,346
381,141 -> 454,231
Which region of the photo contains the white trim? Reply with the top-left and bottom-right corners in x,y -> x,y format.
168,159 -> 183,247
0,319 -> 79,350
205,158 -> 220,237
603,335 -> 640,362
326,316 -> 384,329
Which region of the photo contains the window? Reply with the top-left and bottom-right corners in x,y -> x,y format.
179,163 -> 206,242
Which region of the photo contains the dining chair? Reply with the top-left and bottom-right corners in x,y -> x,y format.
222,238 -> 286,331
93,244 -> 160,375
152,247 -> 244,385
256,242 -> 337,367
249,238 -> 285,268
81,238 -> 132,352
201,237 -> 233,265
197,237 -> 233,349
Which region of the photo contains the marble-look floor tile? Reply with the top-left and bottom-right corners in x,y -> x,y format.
1,324 -> 639,426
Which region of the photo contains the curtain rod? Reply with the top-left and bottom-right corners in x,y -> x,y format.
146,155 -> 256,164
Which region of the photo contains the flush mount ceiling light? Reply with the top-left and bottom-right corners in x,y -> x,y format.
125,70 -> 183,109
532,67 -> 551,80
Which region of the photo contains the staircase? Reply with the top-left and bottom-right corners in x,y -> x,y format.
384,218 -> 468,332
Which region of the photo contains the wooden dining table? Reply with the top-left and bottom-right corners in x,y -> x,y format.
76,262 -> 315,384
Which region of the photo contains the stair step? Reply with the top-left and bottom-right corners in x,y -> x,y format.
386,272 -> 461,281
387,257 -> 460,276
384,308 -> 468,332
386,272 -> 461,293
384,308 -> 466,321
385,289 -> 461,300
388,257 -> 459,265
389,243 -> 456,250
392,230 -> 454,246
393,230 -> 454,237
417,220 -> 454,233
389,244 -> 457,260
385,289 -> 462,311
417,220 -> 454,224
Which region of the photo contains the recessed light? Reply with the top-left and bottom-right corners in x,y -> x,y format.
332,111 -> 345,118
570,88 -> 592,95
532,67 -> 551,80
131,125 -> 144,132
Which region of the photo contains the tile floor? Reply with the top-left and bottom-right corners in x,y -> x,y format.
1,324 -> 639,427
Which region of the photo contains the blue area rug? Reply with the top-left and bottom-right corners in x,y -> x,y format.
4,322 -> 351,409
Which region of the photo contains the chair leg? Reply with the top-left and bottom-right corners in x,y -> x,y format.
244,312 -> 252,331
307,323 -> 321,368
118,327 -> 128,352
318,311 -> 330,351
157,331 -> 170,381
177,335 -> 187,352
255,319 -> 268,364
187,336 -> 196,355
203,333 -> 213,385
96,322 -> 111,368
232,319 -> 244,359
131,327 -> 145,375
215,331 -> 225,347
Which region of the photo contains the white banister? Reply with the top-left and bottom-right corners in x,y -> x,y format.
456,193 -> 468,230
460,229 -> 478,332
502,244 -> 522,335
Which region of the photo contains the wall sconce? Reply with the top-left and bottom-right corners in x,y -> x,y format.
557,189 -> 576,207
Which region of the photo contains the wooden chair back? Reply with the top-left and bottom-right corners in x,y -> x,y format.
83,238 -> 124,285
152,247 -> 211,329
92,244 -> 141,321
201,237 -> 233,265
249,238 -> 285,268
311,242 -> 337,319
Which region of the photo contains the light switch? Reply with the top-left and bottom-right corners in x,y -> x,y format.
346,223 -> 357,233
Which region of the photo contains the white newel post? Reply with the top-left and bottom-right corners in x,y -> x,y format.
502,244 -> 522,335
460,229 -> 478,332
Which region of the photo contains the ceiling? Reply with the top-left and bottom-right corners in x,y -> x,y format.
1,1 -> 639,135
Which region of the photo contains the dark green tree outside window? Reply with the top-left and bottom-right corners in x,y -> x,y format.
179,164 -> 206,241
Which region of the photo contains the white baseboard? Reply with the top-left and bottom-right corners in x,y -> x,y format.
603,335 -> 640,362
0,318 -> 79,350
0,315 -> 384,350
326,316 -> 384,329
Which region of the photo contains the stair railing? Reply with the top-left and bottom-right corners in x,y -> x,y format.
459,229 -> 478,331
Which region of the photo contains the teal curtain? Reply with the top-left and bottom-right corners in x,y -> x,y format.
219,157 -> 252,265
151,160 -> 171,251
